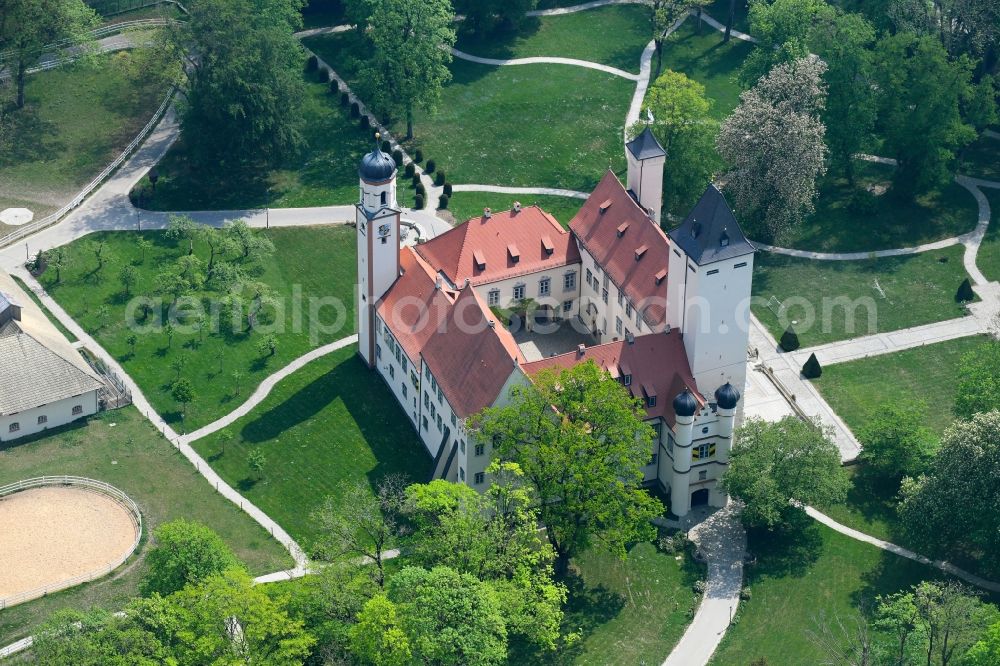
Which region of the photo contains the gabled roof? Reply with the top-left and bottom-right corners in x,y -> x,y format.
569,171 -> 671,328
520,332 -> 701,426
626,127 -> 666,160
420,285 -> 524,418
0,271 -> 103,416
377,247 -> 457,363
667,185 -> 754,265
415,206 -> 580,287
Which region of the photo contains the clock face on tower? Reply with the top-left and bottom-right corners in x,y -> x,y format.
378,223 -> 391,238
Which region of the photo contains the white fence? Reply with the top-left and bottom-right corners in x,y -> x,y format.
0,87 -> 175,250
0,476 -> 143,610
0,18 -> 177,66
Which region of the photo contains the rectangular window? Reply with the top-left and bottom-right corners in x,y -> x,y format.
9,422 -> 19,433
699,470 -> 708,481
72,405 -> 83,416
459,467 -> 465,482
592,276 -> 600,291
451,413 -> 457,426
436,414 -> 442,430
734,262 -> 748,268
585,268 -> 593,285
623,374 -> 632,386
402,384 -> 408,399
389,364 -> 395,378
564,272 -> 576,290
563,300 -> 572,312
488,289 -> 500,306
376,344 -> 382,359
539,277 -> 550,296
649,453 -> 658,466
37,415 -> 47,425
475,443 -> 485,456
430,404 -> 436,420
625,328 -> 632,341
625,301 -> 633,317
673,249 -> 681,257
602,288 -> 608,304
376,318 -> 382,334
424,365 -> 431,380
617,291 -> 623,306
603,274 -> 609,289
616,317 -> 623,335
647,396 -> 657,407
513,284 -> 525,300
460,440 -> 466,454
474,472 -> 485,485
424,392 -> 430,409
422,416 -> 428,430
692,443 -> 716,460
707,269 -> 719,276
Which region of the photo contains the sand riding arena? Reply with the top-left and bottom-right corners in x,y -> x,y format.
0,477 -> 142,609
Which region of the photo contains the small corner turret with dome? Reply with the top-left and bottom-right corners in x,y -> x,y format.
356,133 -> 402,369
714,382 -> 740,410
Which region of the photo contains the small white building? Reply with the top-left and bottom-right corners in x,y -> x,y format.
0,271 -> 103,443
354,127 -> 756,517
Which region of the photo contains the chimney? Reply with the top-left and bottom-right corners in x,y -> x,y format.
488,319 -> 496,329
513,201 -> 522,213
435,275 -> 442,290
483,207 -> 492,219
577,344 -> 586,357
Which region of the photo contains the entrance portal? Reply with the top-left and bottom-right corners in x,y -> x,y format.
691,488 -> 710,507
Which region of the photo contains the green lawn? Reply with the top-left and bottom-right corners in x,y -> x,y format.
454,4 -> 652,74
139,69 -> 373,211
558,543 -> 702,665
959,135 -> 1000,181
0,407 -> 292,645
446,191 -> 584,228
711,521 -> 959,665
751,244 -> 975,347
303,32 -> 632,193
769,162 -> 980,253
0,53 -> 165,227
814,335 -> 989,436
41,226 -> 358,429
191,345 -> 431,551
977,188 -> 1000,283
706,0 -> 751,35
657,19 -> 754,119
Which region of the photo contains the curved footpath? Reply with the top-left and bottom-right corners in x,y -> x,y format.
805,505 -> 1000,594
450,47 -> 639,80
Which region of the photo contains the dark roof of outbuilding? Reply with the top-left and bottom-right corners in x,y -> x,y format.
626,127 -> 666,160
667,185 -> 754,265
359,148 -> 396,183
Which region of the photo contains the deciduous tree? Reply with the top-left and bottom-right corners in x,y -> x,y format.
898,411 -> 1000,573
0,0 -> 98,109
141,519 -> 246,597
473,361 -> 662,577
718,56 -> 828,239
632,70 -> 720,214
739,0 -> 833,87
857,402 -> 938,484
349,594 -> 412,666
361,0 -> 456,139
954,340 -> 1000,418
723,416 -> 849,528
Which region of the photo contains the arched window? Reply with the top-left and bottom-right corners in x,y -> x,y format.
380,191 -> 387,206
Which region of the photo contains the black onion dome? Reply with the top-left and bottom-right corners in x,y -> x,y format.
673,388 -> 698,418
715,382 -> 741,410
359,147 -> 396,182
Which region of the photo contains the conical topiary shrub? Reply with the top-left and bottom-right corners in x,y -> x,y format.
802,353 -> 822,379
779,325 -> 800,352
956,278 -> 974,302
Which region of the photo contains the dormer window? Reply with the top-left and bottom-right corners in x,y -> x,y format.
655,268 -> 666,285
541,236 -> 554,255
508,244 -> 520,263
691,222 -> 701,239
616,222 -> 629,237
473,249 -> 486,271
635,245 -> 648,261
624,374 -> 632,386
599,199 -> 613,214
720,229 -> 730,247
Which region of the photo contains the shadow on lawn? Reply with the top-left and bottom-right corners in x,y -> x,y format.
745,513 -> 824,581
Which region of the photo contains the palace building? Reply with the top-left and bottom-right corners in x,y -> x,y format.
355,129 -> 754,517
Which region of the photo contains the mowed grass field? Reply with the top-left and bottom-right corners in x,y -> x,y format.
41,226 -> 358,429
190,345 -> 431,551
814,335 -> 989,436
711,522 -> 962,665
138,68 -> 374,211
751,244 -> 975,347
0,52 -> 165,230
446,191 -> 585,228
303,30 -> 632,193
0,408 -> 292,645
976,188 -> 1000,283
454,4 -> 652,74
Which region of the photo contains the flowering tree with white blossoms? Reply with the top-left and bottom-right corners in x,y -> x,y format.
717,56 -> 829,240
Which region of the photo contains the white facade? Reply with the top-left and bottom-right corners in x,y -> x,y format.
626,131 -> 666,224
666,249 -> 754,399
356,165 -> 401,368
474,266 -> 582,321
0,391 -> 100,443
577,247 -> 648,343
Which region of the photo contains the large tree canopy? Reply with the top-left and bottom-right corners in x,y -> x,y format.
473,361 -> 661,577
873,32 -> 976,195
361,0 -> 456,139
723,416 -> 849,528
898,411 -> 1000,574
454,0 -> 538,34
0,0 -> 98,108
634,70 -> 720,215
172,0 -> 307,167
739,0 -> 834,86
141,518 -> 246,597
954,340 -> 1000,419
717,56 -> 828,240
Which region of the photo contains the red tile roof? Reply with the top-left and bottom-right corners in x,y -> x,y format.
569,171 -> 671,328
420,284 -> 524,418
521,332 -> 701,426
377,247 -> 457,363
415,206 -> 580,287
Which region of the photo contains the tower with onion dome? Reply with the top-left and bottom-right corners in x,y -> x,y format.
356,134 -> 401,368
